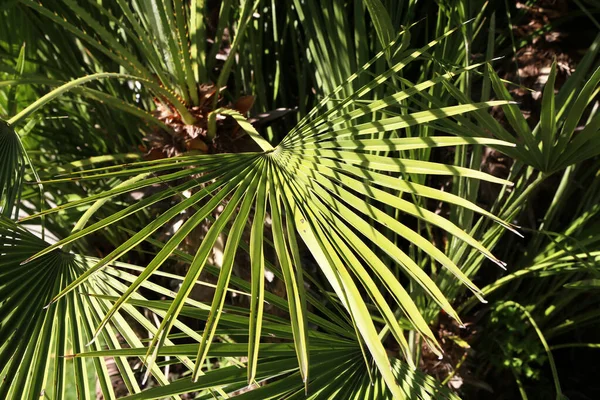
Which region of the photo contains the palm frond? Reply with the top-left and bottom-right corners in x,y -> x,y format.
12,30 -> 519,394
0,218 -> 186,398
0,121 -> 24,218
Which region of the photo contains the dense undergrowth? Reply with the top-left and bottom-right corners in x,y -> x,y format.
1,1 -> 600,399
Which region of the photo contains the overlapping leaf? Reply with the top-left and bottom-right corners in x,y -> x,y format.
0,218 -> 192,399
0,122 -> 23,218
10,31 -> 519,397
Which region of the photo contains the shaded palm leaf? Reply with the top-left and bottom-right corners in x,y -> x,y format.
0,218 -> 197,398
443,33 -> 600,174
0,121 -> 24,218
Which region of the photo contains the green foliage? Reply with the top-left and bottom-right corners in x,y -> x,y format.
489,303 -> 547,380
1,0 -> 600,399
0,122 -> 24,218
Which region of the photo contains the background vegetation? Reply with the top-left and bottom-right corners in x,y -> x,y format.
1,0 -> 600,399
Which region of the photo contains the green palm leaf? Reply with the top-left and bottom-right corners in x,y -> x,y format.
2,5 -> 519,396
0,218 -> 189,399
16,52 -> 515,400
0,121 -> 23,218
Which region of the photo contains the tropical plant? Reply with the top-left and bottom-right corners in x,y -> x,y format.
2,0 -> 600,399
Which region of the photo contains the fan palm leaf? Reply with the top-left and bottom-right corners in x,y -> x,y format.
0,218 -> 198,399
10,38 -> 517,396
0,121 -> 24,218
1,2 -> 520,396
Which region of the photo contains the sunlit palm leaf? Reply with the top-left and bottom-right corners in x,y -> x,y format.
74,274 -> 458,400
2,8 -> 520,395
17,63 -> 515,399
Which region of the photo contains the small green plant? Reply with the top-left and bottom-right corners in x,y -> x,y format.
489,302 -> 547,380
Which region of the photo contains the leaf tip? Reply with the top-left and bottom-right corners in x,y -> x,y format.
85,333 -> 100,347
142,367 -> 152,385
43,300 -> 55,309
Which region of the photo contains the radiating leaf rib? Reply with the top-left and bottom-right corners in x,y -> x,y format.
439,78 -> 534,162
52,286 -> 68,400
83,281 -> 183,399
286,356 -> 361,400
287,100 -> 513,145
298,62 -> 487,137
143,159 -> 264,381
93,292 -> 342,344
45,152 -> 248,181
122,354 -> 348,400
248,165 -> 269,382
193,165 -> 263,379
106,240 -> 355,340
288,24 -> 408,135
0,264 -> 54,338
20,154 -> 257,223
89,160 -> 262,343
290,159 -> 493,296
41,166 -> 245,307
284,202 -> 312,383
280,164 -> 461,322
78,342 -> 354,358
27,160 -> 251,260
318,202 -> 441,353
268,160 -> 309,384
40,153 -> 141,176
276,171 -> 410,393
289,201 -> 405,399
275,167 -> 445,352
4,307 -> 46,398
67,290 -> 91,400
90,273 -> 229,399
12,272 -> 60,398
23,281 -> 62,398
52,179 -> 202,251
288,153 -> 505,268
75,290 -> 117,400
286,23 -> 463,142
287,153 -> 518,233
75,283 -> 142,398
0,121 -> 24,219
301,136 -> 514,151
320,221 -> 414,364
287,148 -> 512,185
